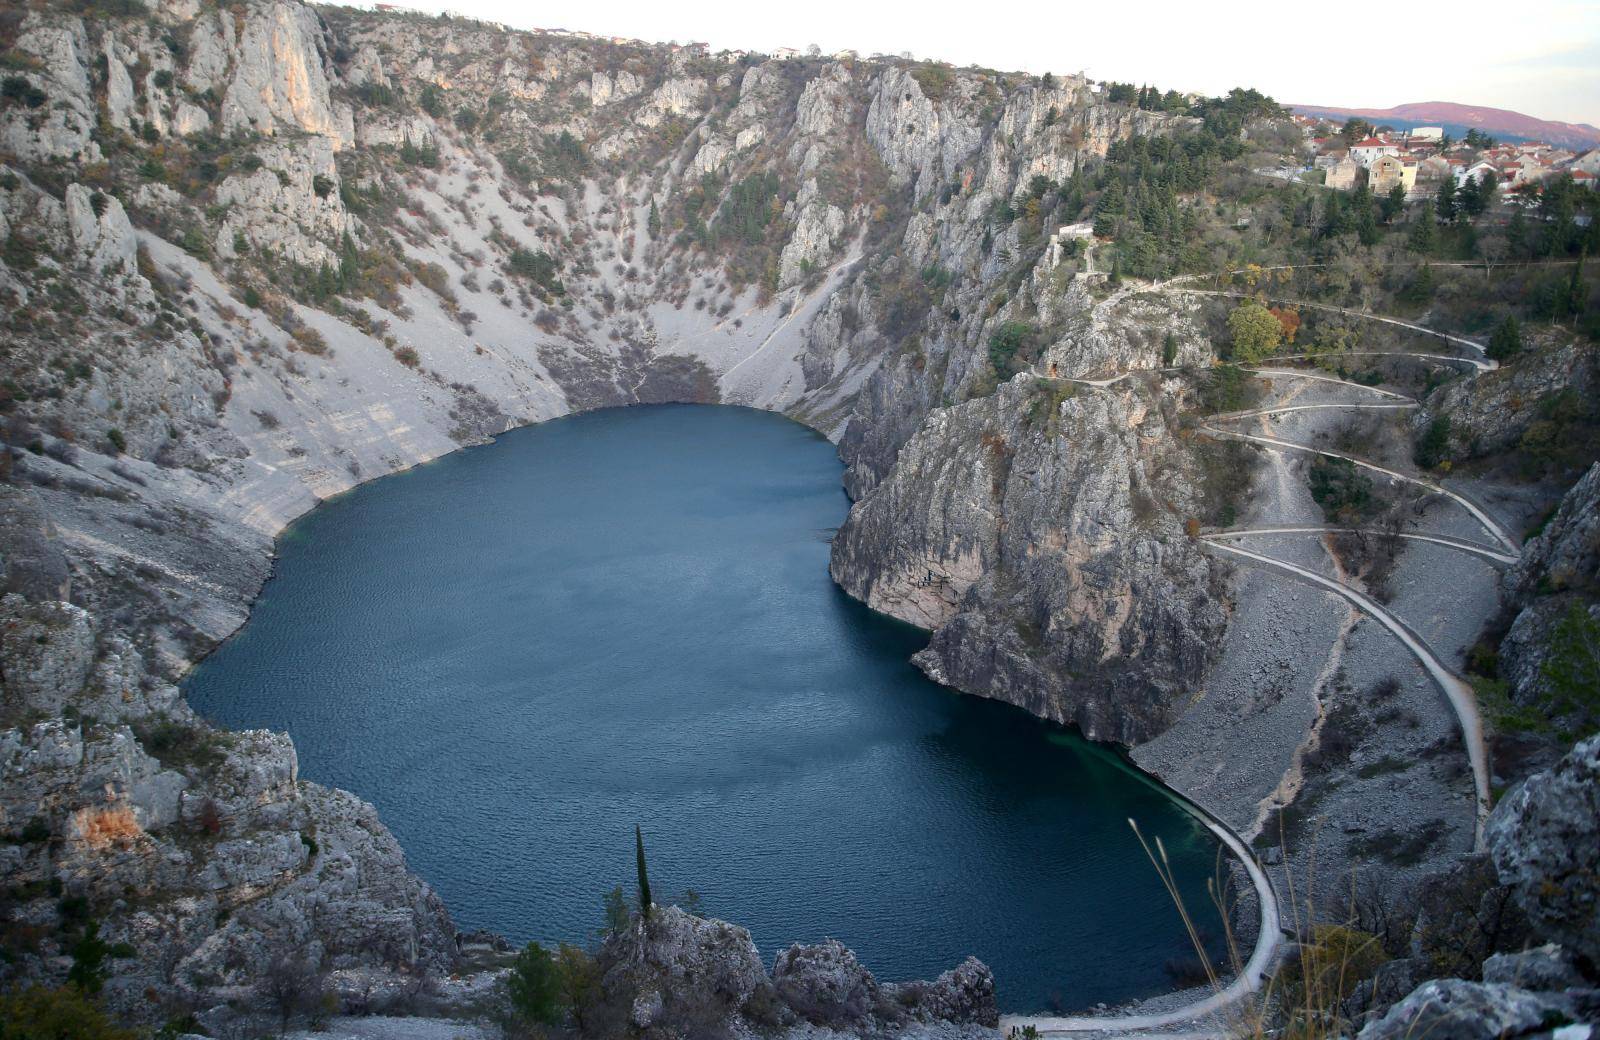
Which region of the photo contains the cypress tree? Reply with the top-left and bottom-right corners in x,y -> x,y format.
635,825 -> 653,918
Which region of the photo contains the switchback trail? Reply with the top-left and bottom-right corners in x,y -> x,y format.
1167,288 -> 1488,356
1200,427 -> 1520,556
1253,351 -> 1495,372
1205,526 -> 1519,566
1006,269 -> 1513,1037
1198,538 -> 1493,844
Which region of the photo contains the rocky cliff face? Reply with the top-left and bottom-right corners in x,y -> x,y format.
2,0 -> 1593,1031
0,0 -> 1227,1014
832,371 -> 1227,743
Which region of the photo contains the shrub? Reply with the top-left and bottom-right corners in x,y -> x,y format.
1226,300 -> 1282,363
506,943 -> 562,1026
131,716 -> 226,770
910,64 -> 954,101
0,986 -> 134,1040
1194,364 -> 1261,414
290,325 -> 328,355
506,248 -> 562,293
987,320 -> 1038,376
1,75 -> 47,109
1307,455 -> 1374,523
1413,414 -> 1451,469
104,428 -> 125,454
418,83 -> 446,117
311,174 -> 334,198
393,345 -> 419,367
1487,314 -> 1521,361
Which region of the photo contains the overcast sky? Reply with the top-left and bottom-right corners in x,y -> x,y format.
360,0 -> 1600,128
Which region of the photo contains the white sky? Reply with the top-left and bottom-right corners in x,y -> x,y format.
352,0 -> 1600,128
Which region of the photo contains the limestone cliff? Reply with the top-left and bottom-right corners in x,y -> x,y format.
0,0 -> 1222,1013
831,373 -> 1227,743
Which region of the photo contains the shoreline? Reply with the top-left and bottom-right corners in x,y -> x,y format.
176,398 -> 1267,1019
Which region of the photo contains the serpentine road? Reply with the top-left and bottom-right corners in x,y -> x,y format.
1199,427 -> 1521,556
1006,281 -> 1515,1037
1197,539 -> 1494,844
1205,527 -> 1519,566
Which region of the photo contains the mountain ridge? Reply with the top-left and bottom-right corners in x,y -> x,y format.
1289,100 -> 1600,149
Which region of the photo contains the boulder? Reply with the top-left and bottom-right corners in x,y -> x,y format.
892,956 -> 1000,1027
1356,979 -> 1579,1040
1482,944 -> 1586,992
599,906 -> 767,1025
771,939 -> 881,1025
1487,736 -> 1600,963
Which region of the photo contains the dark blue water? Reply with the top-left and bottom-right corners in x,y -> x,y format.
185,404 -> 1225,1012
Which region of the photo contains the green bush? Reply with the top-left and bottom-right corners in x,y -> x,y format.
1,76 -> 47,109
1487,315 -> 1521,361
1194,364 -> 1261,414
506,942 -> 562,1026
1414,414 -> 1451,470
1307,455 -> 1374,523
418,83 -> 446,117
131,716 -> 226,770
987,320 -> 1038,376
910,64 -> 954,101
507,248 -> 562,294
0,986 -> 134,1040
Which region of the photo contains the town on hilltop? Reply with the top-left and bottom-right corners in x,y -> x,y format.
1296,115 -> 1600,199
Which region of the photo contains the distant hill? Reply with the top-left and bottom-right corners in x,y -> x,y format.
1289,101 -> 1600,151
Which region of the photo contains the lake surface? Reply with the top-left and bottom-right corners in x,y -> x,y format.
186,404 -> 1225,1012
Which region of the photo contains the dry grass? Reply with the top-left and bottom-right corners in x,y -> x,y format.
1134,818 -> 1388,1040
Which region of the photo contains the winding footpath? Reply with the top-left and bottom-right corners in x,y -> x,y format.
1205,527 -> 1518,566
1199,427 -> 1520,557
1167,288 -> 1491,356
1197,538 -> 1494,843
1006,277 -> 1518,1038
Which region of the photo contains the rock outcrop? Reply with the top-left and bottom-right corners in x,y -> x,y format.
1485,735 -> 1600,964
595,908 -> 996,1036
833,374 -> 1226,744
2,0 -> 1595,1032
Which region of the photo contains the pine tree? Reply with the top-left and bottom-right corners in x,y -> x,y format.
635,825 -> 653,918
1507,208 -> 1529,258
1380,185 -> 1407,224
1353,185 -> 1379,246
1435,177 -> 1457,223
1488,315 -> 1522,360
647,200 -> 661,239
1567,250 -> 1587,318
1408,208 -> 1436,255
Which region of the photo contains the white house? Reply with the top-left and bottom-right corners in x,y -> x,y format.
1349,137 -> 1402,166
1407,126 -> 1444,142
